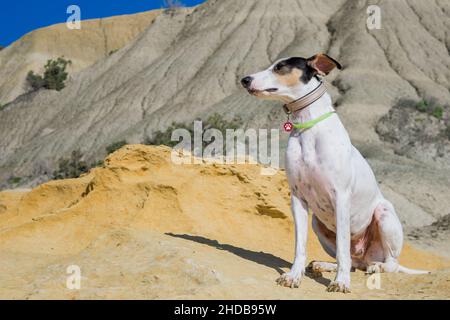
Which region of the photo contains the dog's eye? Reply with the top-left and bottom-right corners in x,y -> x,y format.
274,63 -> 284,72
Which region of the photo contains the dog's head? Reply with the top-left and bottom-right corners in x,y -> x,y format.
241,54 -> 341,102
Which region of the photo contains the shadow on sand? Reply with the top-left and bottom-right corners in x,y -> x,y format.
165,233 -> 331,287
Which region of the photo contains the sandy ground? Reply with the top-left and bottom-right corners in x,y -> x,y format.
0,145 -> 449,299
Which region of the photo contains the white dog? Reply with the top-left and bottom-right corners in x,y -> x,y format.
241,54 -> 429,293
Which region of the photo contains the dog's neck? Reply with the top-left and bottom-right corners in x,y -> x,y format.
288,77 -> 335,122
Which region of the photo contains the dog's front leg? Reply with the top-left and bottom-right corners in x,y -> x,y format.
327,193 -> 351,293
277,194 -> 308,288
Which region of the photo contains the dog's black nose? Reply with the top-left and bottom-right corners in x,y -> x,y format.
241,76 -> 253,88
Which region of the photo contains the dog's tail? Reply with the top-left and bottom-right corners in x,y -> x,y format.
397,265 -> 430,275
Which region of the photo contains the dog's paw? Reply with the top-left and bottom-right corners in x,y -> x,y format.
326,281 -> 351,293
276,271 -> 302,289
306,269 -> 323,279
305,261 -> 330,278
366,263 -> 383,274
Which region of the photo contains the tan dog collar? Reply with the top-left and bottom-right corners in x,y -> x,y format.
283,81 -> 327,114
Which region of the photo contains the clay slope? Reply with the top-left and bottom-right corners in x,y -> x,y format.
0,0 -> 449,232
0,10 -> 161,104
0,145 -> 448,299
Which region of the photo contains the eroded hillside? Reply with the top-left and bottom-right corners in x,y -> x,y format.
0,10 -> 161,104
0,0 -> 449,234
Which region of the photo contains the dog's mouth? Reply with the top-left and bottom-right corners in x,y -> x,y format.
248,88 -> 278,95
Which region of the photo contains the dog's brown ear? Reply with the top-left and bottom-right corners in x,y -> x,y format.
307,54 -> 342,76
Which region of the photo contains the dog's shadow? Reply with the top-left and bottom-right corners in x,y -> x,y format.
165,233 -> 331,288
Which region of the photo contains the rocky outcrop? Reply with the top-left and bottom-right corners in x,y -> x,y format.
376,100 -> 450,169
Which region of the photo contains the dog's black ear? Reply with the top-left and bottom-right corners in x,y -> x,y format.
307,54 -> 342,76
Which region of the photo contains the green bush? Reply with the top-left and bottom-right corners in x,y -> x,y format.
51,142 -> 126,178
7,176 -> 22,185
203,113 -> 242,132
0,103 -> 5,111
26,57 -> 72,92
415,99 -> 446,120
53,149 -> 88,180
416,100 -> 429,113
147,122 -> 190,147
432,106 -> 444,120
26,71 -> 46,91
145,113 -> 243,148
91,160 -> 104,168
106,140 -> 127,154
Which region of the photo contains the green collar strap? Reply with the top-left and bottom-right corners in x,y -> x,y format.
292,111 -> 336,130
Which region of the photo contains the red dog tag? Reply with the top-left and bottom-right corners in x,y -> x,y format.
284,122 -> 293,132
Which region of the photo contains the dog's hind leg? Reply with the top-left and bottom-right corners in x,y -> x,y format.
311,215 -> 364,275
365,201 -> 429,275
365,201 -> 403,273
311,214 -> 336,258
308,215 -> 341,277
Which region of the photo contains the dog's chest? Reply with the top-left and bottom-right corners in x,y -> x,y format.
286,135 -> 337,229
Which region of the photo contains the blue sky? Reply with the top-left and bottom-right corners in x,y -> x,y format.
0,0 -> 206,47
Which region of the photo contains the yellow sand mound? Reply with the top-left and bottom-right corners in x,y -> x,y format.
0,145 -> 448,299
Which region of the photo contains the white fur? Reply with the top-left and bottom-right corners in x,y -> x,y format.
246,60 -> 429,293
